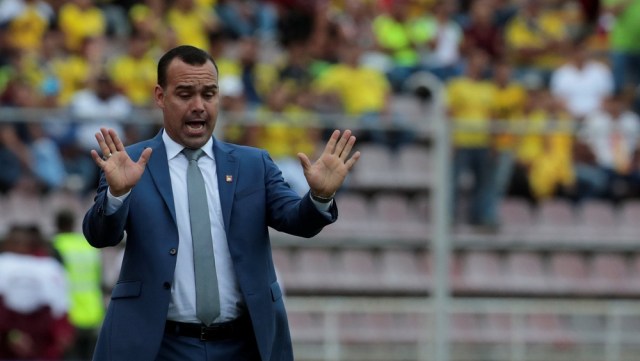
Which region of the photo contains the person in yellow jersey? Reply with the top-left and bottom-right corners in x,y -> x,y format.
486,60 -> 527,226
53,209 -> 105,361
314,41 -> 413,150
58,0 -> 106,52
445,48 -> 496,228
165,0 -> 219,51
107,30 -> 157,107
0,0 -> 54,54
504,0 -> 569,85
251,83 -> 321,196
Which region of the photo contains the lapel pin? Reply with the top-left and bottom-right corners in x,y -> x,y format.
225,175 -> 233,183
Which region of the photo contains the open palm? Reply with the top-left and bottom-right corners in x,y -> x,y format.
297,129 -> 360,198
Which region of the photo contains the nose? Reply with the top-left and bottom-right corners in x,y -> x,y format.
191,95 -> 205,115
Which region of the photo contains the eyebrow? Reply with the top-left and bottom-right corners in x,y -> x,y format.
175,84 -> 218,91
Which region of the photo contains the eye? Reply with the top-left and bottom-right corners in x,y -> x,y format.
203,91 -> 216,99
178,93 -> 191,99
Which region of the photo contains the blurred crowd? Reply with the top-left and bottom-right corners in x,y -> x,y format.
0,0 -> 638,216
1,0 -> 640,358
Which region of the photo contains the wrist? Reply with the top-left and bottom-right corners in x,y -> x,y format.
310,191 -> 335,203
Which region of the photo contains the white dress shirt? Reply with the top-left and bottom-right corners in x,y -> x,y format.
105,130 -> 332,324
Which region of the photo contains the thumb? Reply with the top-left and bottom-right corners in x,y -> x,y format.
137,148 -> 153,167
297,152 -> 311,173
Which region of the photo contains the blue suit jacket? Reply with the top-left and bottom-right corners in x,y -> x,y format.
83,131 -> 337,361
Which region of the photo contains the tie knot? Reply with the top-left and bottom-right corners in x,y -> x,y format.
183,148 -> 204,162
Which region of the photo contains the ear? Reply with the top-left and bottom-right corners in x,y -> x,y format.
154,85 -> 165,109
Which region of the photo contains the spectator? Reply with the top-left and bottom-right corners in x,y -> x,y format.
165,0 -> 219,51
371,0 -> 433,92
215,0 -> 278,41
0,224 -> 74,360
0,0 -> 54,54
313,41 -> 413,150
333,0 -> 378,51
462,0 -> 504,62
487,60 -> 527,226
527,93 -> 575,201
66,72 -> 132,192
504,0 -> 570,85
236,36 -> 278,108
251,82 -> 321,196
421,1 -> 464,82
107,29 -> 157,107
50,36 -> 106,106
550,37 -> 614,120
52,209 -> 104,361
575,93 -> 640,202
58,0 -> 107,53
0,77 -> 67,193
603,0 -> 640,98
445,48 -> 496,228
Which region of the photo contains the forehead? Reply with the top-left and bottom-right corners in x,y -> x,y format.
166,58 -> 218,87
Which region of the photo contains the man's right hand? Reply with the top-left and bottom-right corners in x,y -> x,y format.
90,127 -> 152,196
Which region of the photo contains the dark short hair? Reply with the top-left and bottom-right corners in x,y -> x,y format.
157,45 -> 218,88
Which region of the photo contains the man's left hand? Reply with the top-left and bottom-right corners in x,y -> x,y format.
297,129 -> 361,198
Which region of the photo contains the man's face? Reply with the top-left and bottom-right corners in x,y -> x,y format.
155,58 -> 219,149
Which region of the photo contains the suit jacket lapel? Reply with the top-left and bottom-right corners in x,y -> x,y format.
146,132 -> 177,225
212,138 -> 237,232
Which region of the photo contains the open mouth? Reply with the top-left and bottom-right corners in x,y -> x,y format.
186,120 -> 206,132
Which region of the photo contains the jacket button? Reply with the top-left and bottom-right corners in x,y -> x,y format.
163,282 -> 171,289
169,248 -> 177,255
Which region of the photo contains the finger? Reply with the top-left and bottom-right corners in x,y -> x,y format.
339,135 -> 356,161
297,152 -> 312,173
95,131 -> 111,158
322,130 -> 340,155
137,148 -> 153,168
334,129 -> 352,156
101,128 -> 118,154
109,128 -> 126,152
344,151 -> 361,171
90,149 -> 106,168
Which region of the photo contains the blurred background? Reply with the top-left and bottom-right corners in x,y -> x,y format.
1,0 -> 640,360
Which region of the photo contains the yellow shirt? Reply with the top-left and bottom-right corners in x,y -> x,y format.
446,77 -> 496,147
314,64 -> 390,115
7,5 -> 50,52
50,55 -> 90,106
528,114 -> 575,199
59,3 -> 106,51
492,83 -> 528,150
108,54 -> 157,106
255,106 -> 318,159
505,11 -> 567,69
166,6 -> 216,50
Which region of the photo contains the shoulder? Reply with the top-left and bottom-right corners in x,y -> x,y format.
217,140 -> 268,159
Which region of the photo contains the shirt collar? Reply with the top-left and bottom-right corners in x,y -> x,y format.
162,129 -> 215,161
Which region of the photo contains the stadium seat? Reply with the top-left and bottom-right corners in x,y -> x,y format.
396,144 -> 432,192
535,199 -> 580,243
348,144 -> 396,193
322,193 -> 372,241
504,252 -> 548,293
370,193 -> 429,243
338,249 -> 380,291
548,253 -> 590,295
379,249 -> 430,293
289,249 -> 337,292
459,251 -> 505,294
591,254 -> 631,295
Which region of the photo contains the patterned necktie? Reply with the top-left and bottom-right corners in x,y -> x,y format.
183,148 -> 220,325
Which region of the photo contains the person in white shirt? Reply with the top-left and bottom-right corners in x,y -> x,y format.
550,37 -> 614,120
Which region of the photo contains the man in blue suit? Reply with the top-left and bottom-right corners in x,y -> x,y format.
82,45 -> 360,361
